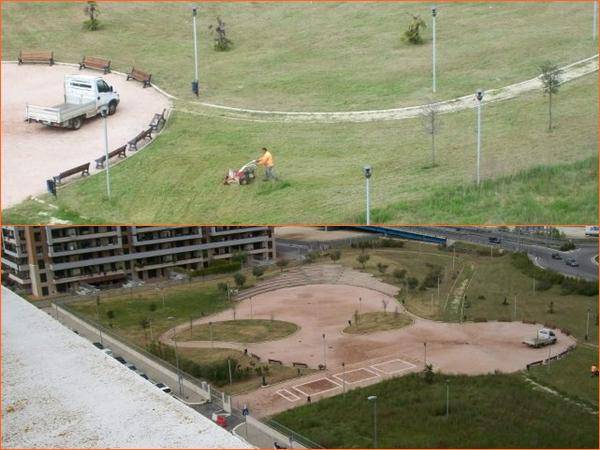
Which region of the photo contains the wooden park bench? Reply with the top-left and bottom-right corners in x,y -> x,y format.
18,50 -> 54,65
126,67 -> 152,88
127,128 -> 153,151
53,162 -> 90,184
79,56 -> 111,74
148,109 -> 166,132
95,144 -> 127,169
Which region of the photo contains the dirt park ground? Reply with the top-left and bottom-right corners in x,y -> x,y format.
161,277 -> 576,417
1,62 -> 171,207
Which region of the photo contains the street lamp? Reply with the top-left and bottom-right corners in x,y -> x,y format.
209,321 -> 213,348
100,106 -> 111,199
172,328 -> 184,397
475,89 -> 484,186
432,6 -> 437,93
342,362 -> 346,394
191,5 -> 199,96
594,1 -> 598,41
423,342 -> 427,367
363,165 -> 372,225
367,395 -> 378,448
445,379 -> 450,417
322,333 -> 327,368
586,307 -> 591,341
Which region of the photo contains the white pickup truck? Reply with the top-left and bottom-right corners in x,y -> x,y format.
522,328 -> 557,348
25,75 -> 120,130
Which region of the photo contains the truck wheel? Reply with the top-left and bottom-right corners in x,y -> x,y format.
108,101 -> 118,116
71,116 -> 83,130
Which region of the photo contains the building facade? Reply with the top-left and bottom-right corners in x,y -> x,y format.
1,226 -> 275,297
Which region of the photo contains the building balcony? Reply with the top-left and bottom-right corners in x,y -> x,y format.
46,229 -> 121,244
53,270 -> 127,285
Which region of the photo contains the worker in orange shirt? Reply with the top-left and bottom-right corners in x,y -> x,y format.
591,364 -> 599,377
254,147 -> 279,181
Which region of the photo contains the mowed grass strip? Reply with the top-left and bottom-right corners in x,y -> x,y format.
344,311 -> 413,334
4,74 -> 596,224
2,3 -> 596,110
176,319 -> 299,343
273,372 -> 599,448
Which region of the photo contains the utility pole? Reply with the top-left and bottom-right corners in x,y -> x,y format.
368,396 -> 378,448
432,6 -> 438,93
446,379 -> 450,417
342,362 -> 346,394
475,89 -> 484,185
322,333 -> 327,368
424,342 -> 427,367
100,107 -> 111,199
191,5 -> 199,96
363,166 -> 372,225
228,358 -> 233,386
594,1 -> 598,41
513,295 -> 517,321
209,321 -> 213,348
586,308 -> 591,341
174,338 -> 183,397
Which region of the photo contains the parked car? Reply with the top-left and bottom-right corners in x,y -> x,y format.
522,328 -> 557,348
92,342 -> 104,350
566,258 -> 579,267
102,348 -> 113,357
155,382 -> 172,394
114,356 -> 127,364
551,253 -> 562,260
488,236 -> 501,244
72,329 -> 80,335
126,363 -> 137,371
138,372 -> 149,380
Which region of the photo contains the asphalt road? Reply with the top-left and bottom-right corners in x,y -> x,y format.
395,227 -> 598,281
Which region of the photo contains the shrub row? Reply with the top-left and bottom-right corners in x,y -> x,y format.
189,260 -> 242,277
510,252 -> 598,296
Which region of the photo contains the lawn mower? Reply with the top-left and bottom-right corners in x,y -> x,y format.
224,160 -> 257,185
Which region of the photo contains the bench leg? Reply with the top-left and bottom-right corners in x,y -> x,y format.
49,58 -> 54,66
79,64 -> 84,70
95,162 -> 104,169
83,170 -> 90,177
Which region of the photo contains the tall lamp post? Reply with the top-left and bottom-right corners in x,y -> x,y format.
445,379 -> 450,417
432,6 -> 437,93
100,106 -> 111,199
594,1 -> 598,41
191,5 -> 199,96
423,342 -> 427,367
585,307 -> 591,341
322,333 -> 327,368
367,395 -> 378,448
475,89 -> 484,186
172,329 -> 184,397
363,165 -> 372,225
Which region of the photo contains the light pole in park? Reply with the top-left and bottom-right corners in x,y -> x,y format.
586,307 -> 591,341
191,5 -> 199,96
423,342 -> 427,367
475,89 -> 484,186
432,6 -> 438,93
445,379 -> 450,417
367,395 -> 378,448
594,1 -> 598,41
100,106 -> 111,199
342,361 -> 346,394
322,333 -> 327,368
363,165 -> 372,225
172,329 -> 184,397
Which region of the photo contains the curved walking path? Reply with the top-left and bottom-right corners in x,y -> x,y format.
180,55 -> 598,123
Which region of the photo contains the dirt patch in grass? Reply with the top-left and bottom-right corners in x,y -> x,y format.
176,319 -> 299,343
343,311 -> 413,334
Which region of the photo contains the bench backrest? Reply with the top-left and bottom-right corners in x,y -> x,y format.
108,145 -> 127,159
20,51 -> 53,60
83,56 -> 110,67
131,67 -> 151,80
60,162 -> 90,178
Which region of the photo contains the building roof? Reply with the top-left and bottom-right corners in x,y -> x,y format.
1,287 -> 251,449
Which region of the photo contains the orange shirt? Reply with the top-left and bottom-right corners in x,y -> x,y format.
256,151 -> 274,167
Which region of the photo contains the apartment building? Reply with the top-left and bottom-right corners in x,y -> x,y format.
1,226 -> 275,297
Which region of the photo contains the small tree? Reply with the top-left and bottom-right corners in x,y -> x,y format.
421,102 -> 441,167
234,272 -> 246,289
276,258 -> 289,273
140,318 -> 150,344
209,17 -> 233,51
382,299 -> 388,312
407,277 -> 419,290
149,302 -> 157,312
232,250 -> 248,268
393,268 -> 407,281
83,1 -> 101,31
548,301 -> 555,314
377,262 -> 389,274
357,253 -> 370,269
252,266 -> 265,279
423,363 -> 434,383
539,62 -> 562,131
106,310 -> 115,320
329,250 -> 341,264
403,15 -> 427,45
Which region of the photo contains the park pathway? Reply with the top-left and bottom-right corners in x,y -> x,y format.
179,55 -> 598,123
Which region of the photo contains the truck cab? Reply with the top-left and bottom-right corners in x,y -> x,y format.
65,75 -> 120,116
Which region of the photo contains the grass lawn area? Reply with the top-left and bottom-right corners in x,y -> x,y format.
528,345 -> 599,409
2,3 -> 596,110
273,372 -> 599,448
344,311 -> 413,334
175,319 -> 299,343
176,347 -> 313,395
331,242 -> 598,342
4,74 -> 597,224
69,280 -> 232,347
